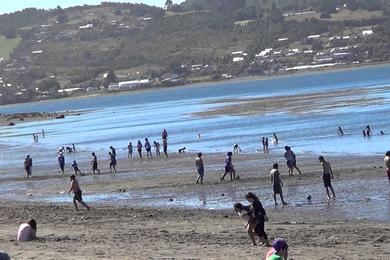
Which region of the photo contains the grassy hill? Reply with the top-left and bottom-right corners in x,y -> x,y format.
0,36 -> 20,59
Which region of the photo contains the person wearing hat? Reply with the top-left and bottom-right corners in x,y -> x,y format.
24,154 -> 33,178
266,238 -> 288,260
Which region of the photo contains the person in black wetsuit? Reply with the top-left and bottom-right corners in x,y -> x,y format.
245,192 -> 270,246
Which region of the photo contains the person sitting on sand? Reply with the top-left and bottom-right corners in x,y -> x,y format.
338,126 -> 344,136
319,156 -> 336,199
385,151 -> 390,181
109,152 -> 117,173
72,160 -> 82,175
91,152 -> 100,174
233,144 -> 242,154
270,163 -> 288,206
68,175 -> 90,211
272,133 -> 279,144
234,202 -> 257,246
245,192 -> 270,246
58,152 -> 65,174
220,152 -> 235,182
17,219 -> 37,241
195,153 -> 204,184
24,154 -> 33,178
266,238 -> 289,260
128,142 -> 133,159
137,140 -> 143,159
284,146 -> 302,177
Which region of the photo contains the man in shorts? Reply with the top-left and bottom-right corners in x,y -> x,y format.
68,175 -> 90,211
91,152 -> 100,174
385,151 -> 390,181
195,153 -> 204,184
270,163 -> 288,206
319,156 -> 336,199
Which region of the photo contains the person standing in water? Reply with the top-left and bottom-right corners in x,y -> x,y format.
137,140 -> 143,159
272,133 -> 279,144
284,146 -> 302,177
72,160 -> 82,175
319,156 -> 336,199
162,129 -> 168,140
338,126 -> 344,136
262,137 -> 266,151
162,138 -> 168,158
270,163 -> 288,206
265,138 -> 269,151
91,152 -> 100,174
68,175 -> 90,211
109,146 -> 116,159
384,151 -> 390,181
24,155 -> 33,178
128,142 -> 133,159
109,152 -> 117,173
58,152 -> 65,174
195,153 -> 204,184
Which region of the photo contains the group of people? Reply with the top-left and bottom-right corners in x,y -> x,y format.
337,124 -> 385,137
128,129 -> 169,159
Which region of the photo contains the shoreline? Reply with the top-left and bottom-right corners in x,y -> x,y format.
0,61 -> 389,112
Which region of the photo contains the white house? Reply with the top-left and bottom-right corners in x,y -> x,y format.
362,30 -> 373,36
79,24 -> 94,29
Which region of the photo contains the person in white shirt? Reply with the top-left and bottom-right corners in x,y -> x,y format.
17,219 -> 37,241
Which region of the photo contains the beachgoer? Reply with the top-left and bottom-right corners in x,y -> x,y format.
72,160 -> 82,175
154,141 -> 161,157
91,152 -> 100,174
195,152 -> 204,184
234,202 -> 257,246
265,138 -> 269,151
338,126 -> 344,136
163,138 -> 168,158
319,156 -> 336,199
284,146 -> 302,176
220,152 -> 235,182
262,137 -> 266,150
233,143 -> 242,154
72,144 -> 76,152
58,152 -> 65,174
17,219 -> 37,242
137,140 -> 143,159
385,151 -> 390,181
145,138 -> 152,159
0,252 -> 10,260
366,125 -> 371,136
110,146 -> 116,158
270,163 -> 288,206
162,129 -> 168,140
381,130 -> 385,135
24,154 -> 32,178
363,129 -> 366,137
266,238 -> 289,260
68,175 -> 90,211
109,152 -> 117,173
177,147 -> 186,153
42,129 -> 45,138
272,133 -> 279,144
128,142 -> 133,159
245,192 -> 270,246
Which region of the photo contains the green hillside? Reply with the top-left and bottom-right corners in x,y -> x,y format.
0,36 -> 20,59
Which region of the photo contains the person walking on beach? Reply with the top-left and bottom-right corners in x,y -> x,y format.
58,152 -> 65,174
72,160 -> 82,175
338,126 -> 344,136
91,152 -> 100,174
195,152 -> 204,184
109,152 -> 117,173
220,152 -> 235,182
110,146 -> 116,159
319,156 -> 336,199
162,138 -> 168,158
234,202 -> 257,246
154,141 -> 161,157
145,138 -> 152,159
245,192 -> 270,246
284,146 -> 302,176
384,151 -> 390,181
265,138 -> 269,151
24,154 -> 32,178
270,163 -> 288,206
128,142 -> 133,159
137,140 -> 143,159
68,175 -> 90,211
272,133 -> 279,144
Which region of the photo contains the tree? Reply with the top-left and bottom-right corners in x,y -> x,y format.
38,79 -> 60,92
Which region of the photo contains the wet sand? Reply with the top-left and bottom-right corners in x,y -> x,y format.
1,152 -> 390,259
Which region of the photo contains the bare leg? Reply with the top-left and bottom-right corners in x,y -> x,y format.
329,185 -> 336,198
220,171 -> 227,182
294,165 -> 302,175
326,187 -> 331,199
73,199 -> 79,211
280,193 -> 288,205
80,201 -> 90,211
273,193 -> 278,205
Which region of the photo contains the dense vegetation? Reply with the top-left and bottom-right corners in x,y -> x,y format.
0,0 -> 389,104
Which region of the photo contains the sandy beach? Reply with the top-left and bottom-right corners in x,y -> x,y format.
1,151 -> 389,259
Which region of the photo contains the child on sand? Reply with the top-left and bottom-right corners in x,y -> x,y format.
270,163 -> 288,206
72,160 -> 82,175
195,153 -> 204,184
91,152 -> 100,174
384,151 -> 390,181
234,202 -> 257,246
319,156 -> 336,199
68,175 -> 90,211
245,192 -> 270,246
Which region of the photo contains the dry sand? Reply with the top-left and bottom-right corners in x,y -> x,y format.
0,152 -> 390,259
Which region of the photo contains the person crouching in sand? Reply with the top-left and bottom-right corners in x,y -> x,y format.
68,175 -> 90,211
319,156 -> 336,199
234,203 -> 258,246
